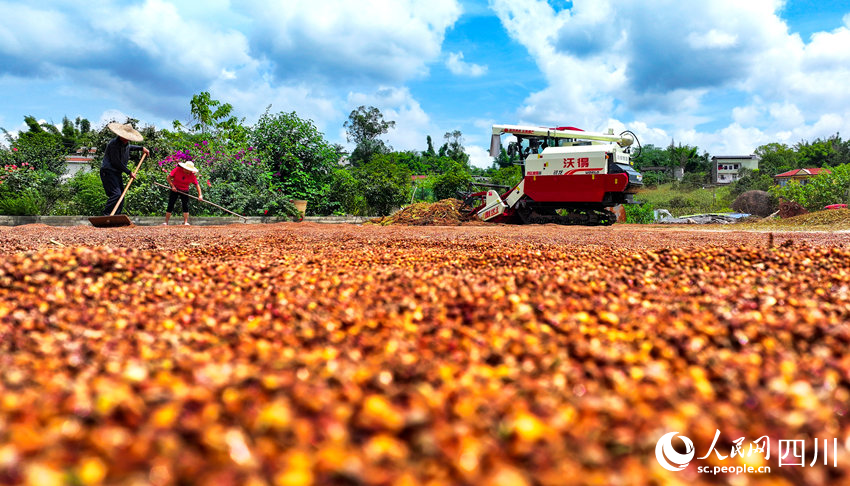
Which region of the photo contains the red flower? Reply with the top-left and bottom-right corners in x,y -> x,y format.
264,210 -> 268,215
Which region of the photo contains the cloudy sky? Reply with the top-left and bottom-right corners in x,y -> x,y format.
1,0 -> 849,168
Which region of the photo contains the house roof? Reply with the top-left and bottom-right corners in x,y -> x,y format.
711,155 -> 759,160
774,168 -> 831,178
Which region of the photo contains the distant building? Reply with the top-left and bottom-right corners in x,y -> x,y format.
711,155 -> 760,184
62,147 -> 96,180
774,168 -> 831,186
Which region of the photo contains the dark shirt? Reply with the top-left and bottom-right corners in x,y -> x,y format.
101,137 -> 142,175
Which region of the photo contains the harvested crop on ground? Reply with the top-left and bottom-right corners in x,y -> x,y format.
1,223 -> 850,485
738,208 -> 850,231
369,199 -> 478,226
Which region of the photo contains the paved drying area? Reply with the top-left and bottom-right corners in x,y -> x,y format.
1,223 -> 849,485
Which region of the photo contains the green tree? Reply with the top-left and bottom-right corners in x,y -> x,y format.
425,135 -> 436,157
433,161 -> 472,200
485,164 -> 522,189
354,154 -> 411,215
491,147 -> 518,170
728,168 -> 775,197
7,117 -> 66,174
181,91 -> 242,136
631,144 -> 666,170
250,110 -> 341,212
754,143 -> 797,176
439,130 -> 469,165
667,142 -> 700,173
795,134 -> 847,168
344,106 -> 395,166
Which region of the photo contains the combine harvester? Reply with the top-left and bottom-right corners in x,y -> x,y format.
463,125 -> 643,226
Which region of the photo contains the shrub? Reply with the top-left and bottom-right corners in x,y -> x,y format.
433,162 -> 472,201
769,164 -> 850,211
728,169 -> 774,198
0,163 -> 64,215
641,171 -> 672,188
731,190 -> 777,217
678,172 -> 708,190
65,170 -> 107,216
624,202 -> 655,224
0,190 -> 43,215
354,155 -> 411,216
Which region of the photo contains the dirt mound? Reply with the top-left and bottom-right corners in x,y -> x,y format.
370,198 -> 478,226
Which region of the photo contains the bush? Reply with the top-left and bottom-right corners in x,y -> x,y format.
731,190 -> 777,217
354,155 -> 411,216
433,162 -> 472,201
326,168 -> 367,215
624,202 -> 655,224
486,165 -> 522,190
677,172 -> 708,190
250,110 -> 341,213
728,169 -> 774,198
641,171 -> 672,188
769,164 -> 850,211
0,190 -> 44,215
0,163 -> 64,215
65,170 -> 107,216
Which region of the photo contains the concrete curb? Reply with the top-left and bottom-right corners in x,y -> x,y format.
0,215 -> 370,226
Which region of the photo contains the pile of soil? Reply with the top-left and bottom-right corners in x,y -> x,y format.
370,198 -> 479,226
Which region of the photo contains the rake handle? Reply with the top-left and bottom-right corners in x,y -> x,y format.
109,153 -> 147,216
153,182 -> 247,221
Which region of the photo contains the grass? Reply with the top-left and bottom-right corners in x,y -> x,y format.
634,183 -> 734,217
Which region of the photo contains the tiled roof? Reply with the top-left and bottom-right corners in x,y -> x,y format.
774,168 -> 831,178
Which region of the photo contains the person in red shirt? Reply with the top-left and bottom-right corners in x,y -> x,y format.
163,161 -> 203,225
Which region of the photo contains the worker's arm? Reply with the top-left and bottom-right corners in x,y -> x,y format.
129,145 -> 150,156
195,181 -> 203,201
166,173 -> 176,191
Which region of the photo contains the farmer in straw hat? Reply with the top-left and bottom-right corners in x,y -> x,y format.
163,160 -> 203,226
100,122 -> 150,215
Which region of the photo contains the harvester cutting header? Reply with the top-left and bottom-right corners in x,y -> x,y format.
462,124 -> 643,226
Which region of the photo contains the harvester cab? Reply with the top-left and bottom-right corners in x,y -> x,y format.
464,124 -> 643,226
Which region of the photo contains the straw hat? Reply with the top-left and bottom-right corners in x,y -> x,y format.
178,161 -> 199,173
107,122 -> 144,142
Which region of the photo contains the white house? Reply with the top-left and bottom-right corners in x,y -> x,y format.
62,147 -> 97,180
711,155 -> 760,184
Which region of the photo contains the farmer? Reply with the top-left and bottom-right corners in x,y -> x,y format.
100,122 -> 150,215
163,160 -> 203,226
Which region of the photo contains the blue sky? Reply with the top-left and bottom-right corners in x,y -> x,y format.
1,0 -> 849,168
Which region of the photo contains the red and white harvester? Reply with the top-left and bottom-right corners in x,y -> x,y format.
462,125 -> 643,225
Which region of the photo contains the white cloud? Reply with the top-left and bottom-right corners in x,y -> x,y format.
686,29 -> 738,49
466,144 -> 492,169
446,52 -> 488,77
346,87 -> 437,151
99,0 -> 252,82
237,0 -> 462,83
491,0 -> 850,155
